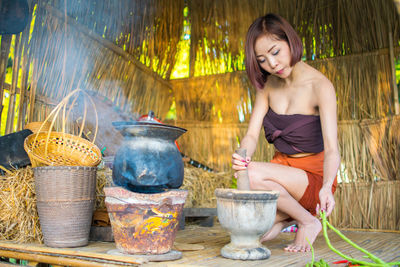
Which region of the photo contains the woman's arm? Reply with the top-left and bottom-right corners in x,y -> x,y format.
232,87 -> 269,171
315,77 -> 341,217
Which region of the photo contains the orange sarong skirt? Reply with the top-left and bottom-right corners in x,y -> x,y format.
270,151 -> 337,216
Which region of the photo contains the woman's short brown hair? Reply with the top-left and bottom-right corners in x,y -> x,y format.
245,13 -> 303,89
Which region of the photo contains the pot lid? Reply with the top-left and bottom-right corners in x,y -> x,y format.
112,121 -> 187,141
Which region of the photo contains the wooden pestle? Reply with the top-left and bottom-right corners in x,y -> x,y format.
235,148 -> 250,190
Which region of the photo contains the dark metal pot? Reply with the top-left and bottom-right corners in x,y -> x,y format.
112,121 -> 187,193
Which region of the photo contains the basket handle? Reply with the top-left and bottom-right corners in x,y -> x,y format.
33,89 -> 98,159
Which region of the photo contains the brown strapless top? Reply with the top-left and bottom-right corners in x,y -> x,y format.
263,108 -> 324,155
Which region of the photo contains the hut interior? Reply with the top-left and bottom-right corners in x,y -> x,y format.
0,0 -> 399,266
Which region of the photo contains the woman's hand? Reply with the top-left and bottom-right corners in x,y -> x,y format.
318,185 -> 335,217
231,152 -> 251,172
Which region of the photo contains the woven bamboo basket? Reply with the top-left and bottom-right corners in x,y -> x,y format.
23,89 -> 101,167
24,132 -> 101,167
34,166 -> 97,247
24,121 -> 53,133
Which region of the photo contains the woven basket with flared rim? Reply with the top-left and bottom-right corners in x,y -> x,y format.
23,89 -> 101,167
24,132 -> 101,167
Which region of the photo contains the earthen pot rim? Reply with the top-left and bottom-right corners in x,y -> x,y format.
104,186 -> 188,205
215,188 -> 279,200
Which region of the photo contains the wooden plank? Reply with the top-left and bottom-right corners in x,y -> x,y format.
0,223 -> 398,267
145,223 -> 400,267
0,250 -> 125,267
0,242 -> 145,265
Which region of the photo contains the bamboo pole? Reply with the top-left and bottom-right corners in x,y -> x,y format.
389,32 -> 399,115
0,242 -> 144,265
5,34 -> 22,134
17,10 -> 34,131
0,35 -> 13,131
3,83 -> 58,107
28,58 -> 37,123
0,250 -> 140,267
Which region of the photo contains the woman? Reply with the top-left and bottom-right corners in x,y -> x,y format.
232,13 -> 340,253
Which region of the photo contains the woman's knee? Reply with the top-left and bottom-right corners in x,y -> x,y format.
248,163 -> 274,190
247,163 -> 262,189
249,176 -> 283,191
248,162 -> 280,187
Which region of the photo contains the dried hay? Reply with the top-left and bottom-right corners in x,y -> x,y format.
181,163 -> 234,208
95,166 -> 113,210
0,166 -> 43,243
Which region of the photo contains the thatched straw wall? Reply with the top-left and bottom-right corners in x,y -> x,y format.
45,0 -> 185,80
331,181 -> 400,230
171,72 -> 255,123
188,0 -> 400,76
310,53 -> 398,120
172,49 -> 399,123
19,2 -> 173,131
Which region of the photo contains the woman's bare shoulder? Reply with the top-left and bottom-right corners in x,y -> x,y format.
310,72 -> 336,104
314,74 -> 334,95
303,64 -> 335,93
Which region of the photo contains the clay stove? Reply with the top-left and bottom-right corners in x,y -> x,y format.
104,119 -> 188,261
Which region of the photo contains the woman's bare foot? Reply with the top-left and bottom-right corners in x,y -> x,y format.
260,220 -> 296,243
284,217 -> 322,252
